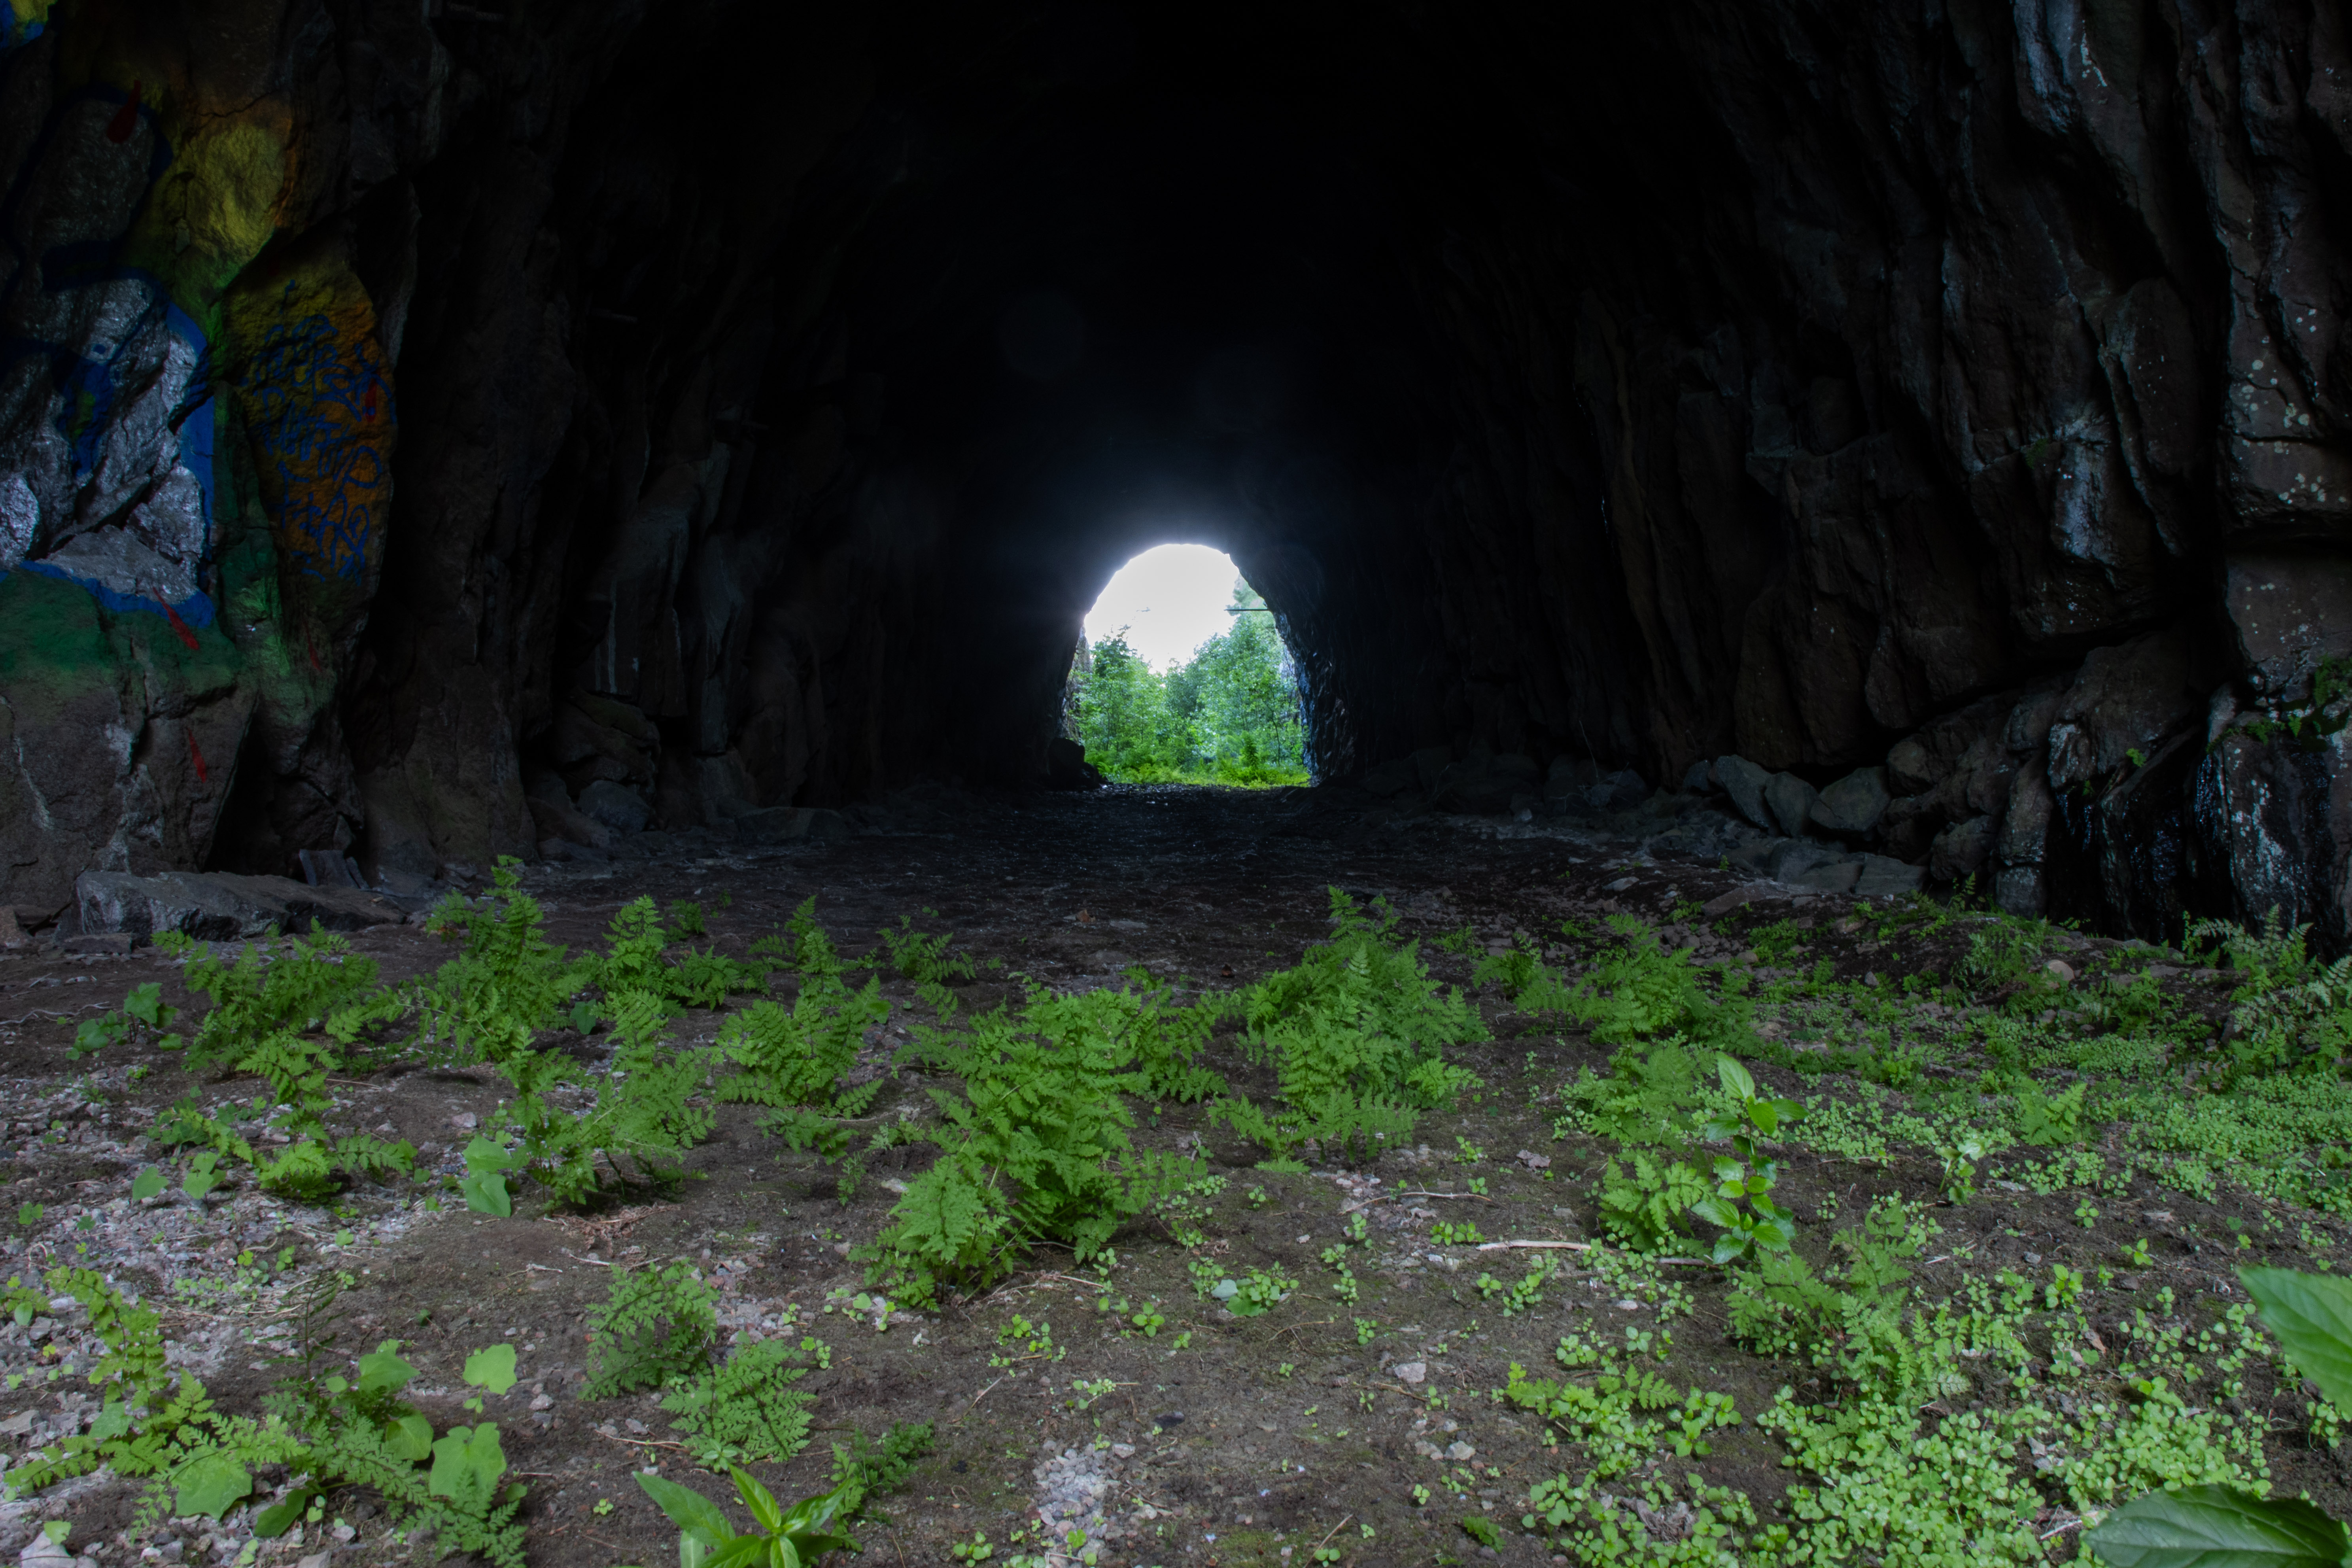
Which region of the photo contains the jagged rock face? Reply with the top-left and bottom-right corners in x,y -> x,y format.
0,0 -> 2346,943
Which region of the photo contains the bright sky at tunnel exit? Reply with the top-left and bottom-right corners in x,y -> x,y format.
1082,543 -> 1265,671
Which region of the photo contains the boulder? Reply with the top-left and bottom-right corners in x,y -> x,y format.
1790,858 -> 1863,893
527,795 -> 614,850
735,806 -> 850,844
76,870 -> 409,940
1586,769 -> 1648,810
1809,767 -> 1891,835
1360,757 -> 1418,796
1681,759 -> 1713,793
1045,737 -> 1105,789
295,849 -> 364,889
1928,815 -> 1996,881
1763,772 -> 1819,838
1432,753 -> 1538,813
1713,755 -> 1773,830
1852,855 -> 1925,898
0,908 -> 23,949
1411,746 -> 1456,791
577,779 -> 652,834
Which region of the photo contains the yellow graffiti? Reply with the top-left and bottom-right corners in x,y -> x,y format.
7,0 -> 52,30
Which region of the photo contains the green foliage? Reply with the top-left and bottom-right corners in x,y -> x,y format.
1597,1153 -> 1709,1253
72,982 -> 180,1060
1558,1038 -> 1707,1146
1216,889 -> 1485,1162
718,938 -> 891,1115
162,923 -> 381,1072
662,1337 -> 830,1470
1726,1196 -> 1921,1362
2183,908 -> 2352,1085
583,1263 -> 718,1398
1488,915 -> 1751,1050
870,984 -> 1204,1302
408,859 -> 587,1058
1690,1055 -> 1802,1263
878,915 -> 977,985
1072,586 -> 1307,785
828,1420 -> 935,1518
633,1468 -> 861,1568
9,1270 -> 525,1564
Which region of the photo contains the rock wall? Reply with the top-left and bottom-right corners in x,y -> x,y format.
0,0 -> 2345,946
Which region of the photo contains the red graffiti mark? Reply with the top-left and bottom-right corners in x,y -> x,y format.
106,82 -> 142,144
362,380 -> 378,423
153,592 -> 199,650
306,634 -> 321,671
187,729 -> 208,785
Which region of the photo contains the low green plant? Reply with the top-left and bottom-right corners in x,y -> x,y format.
661,1336 -> 830,1469
72,982 -> 181,1060
1690,1056 -> 1802,1263
2087,1265 -> 2352,1564
1596,1153 -> 1709,1253
1214,889 -> 1485,1164
868,984 -> 1203,1302
630,1468 -> 860,1568
1556,1038 -> 1708,1146
827,1419 -> 934,1517
583,1263 -> 718,1398
878,915 -> 977,985
1488,915 -> 1752,1050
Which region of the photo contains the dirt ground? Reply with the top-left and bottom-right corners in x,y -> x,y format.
0,784 -> 2342,1568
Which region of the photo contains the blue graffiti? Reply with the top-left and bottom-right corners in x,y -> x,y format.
240,305 -> 391,581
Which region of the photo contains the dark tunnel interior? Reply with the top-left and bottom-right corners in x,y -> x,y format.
2,0 -> 2350,944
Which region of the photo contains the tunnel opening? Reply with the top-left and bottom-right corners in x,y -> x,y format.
0,0 -> 2343,947
1068,542 -> 1307,788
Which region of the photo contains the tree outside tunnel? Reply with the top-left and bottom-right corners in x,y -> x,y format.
1072,573 -> 1307,787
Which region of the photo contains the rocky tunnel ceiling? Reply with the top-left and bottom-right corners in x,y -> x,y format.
0,0 -> 2348,945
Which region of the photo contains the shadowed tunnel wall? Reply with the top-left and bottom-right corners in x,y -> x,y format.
1,0 -> 2348,945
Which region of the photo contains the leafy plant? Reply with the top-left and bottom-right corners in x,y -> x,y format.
1690,1056 -> 1801,1263
160,923 -> 382,1072
878,915 -> 977,985
2086,1265 -> 2352,1564
583,1263 -> 718,1398
632,1468 -> 861,1568
827,1419 -> 934,1517
1597,1153 -> 1709,1253
868,983 -> 1204,1302
1488,915 -> 1752,1050
662,1337 -> 830,1469
72,982 -> 180,1060
1215,889 -> 1485,1163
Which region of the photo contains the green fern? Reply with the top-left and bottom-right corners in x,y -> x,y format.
828,1420 -> 935,1517
1597,1152 -> 1709,1252
583,1263 -> 718,1398
159,923 -> 382,1073
661,1337 -> 829,1468
1217,889 -> 1485,1161
871,985 -> 1204,1301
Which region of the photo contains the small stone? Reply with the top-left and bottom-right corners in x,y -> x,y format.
450,1113 -> 477,1130
2045,959 -> 2076,982
1514,1150 -> 1550,1169
625,1418 -> 648,1434
1615,1299 -> 1641,1311
1392,1361 -> 1427,1385
529,1394 -> 553,1411
1445,1440 -> 1476,1460
297,1553 -> 331,1568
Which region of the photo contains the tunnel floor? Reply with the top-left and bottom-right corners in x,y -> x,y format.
0,788 -> 2339,1566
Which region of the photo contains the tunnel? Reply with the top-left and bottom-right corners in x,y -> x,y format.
2,0 -> 2349,945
